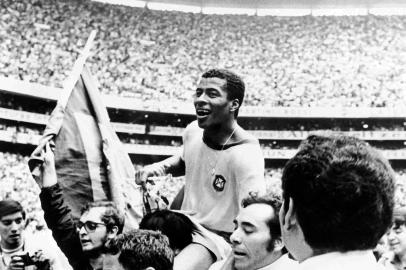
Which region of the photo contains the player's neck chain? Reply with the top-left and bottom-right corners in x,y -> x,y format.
208,126 -> 237,177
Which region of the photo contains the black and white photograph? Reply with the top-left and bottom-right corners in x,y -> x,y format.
0,0 -> 406,269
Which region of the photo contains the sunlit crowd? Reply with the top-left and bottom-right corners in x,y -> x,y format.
1,0 -> 406,107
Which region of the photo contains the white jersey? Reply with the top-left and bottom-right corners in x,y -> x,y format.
298,251 -> 386,270
181,121 -> 266,233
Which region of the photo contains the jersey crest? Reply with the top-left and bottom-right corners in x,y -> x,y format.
213,175 -> 226,192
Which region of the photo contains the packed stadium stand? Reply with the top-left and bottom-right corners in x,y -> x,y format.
2,0 -> 406,107
1,0 -> 406,226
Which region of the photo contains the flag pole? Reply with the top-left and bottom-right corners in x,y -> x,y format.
60,30 -> 97,106
29,30 -> 98,169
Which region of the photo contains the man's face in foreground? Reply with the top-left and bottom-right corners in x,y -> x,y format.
78,207 -> 108,253
0,211 -> 25,249
230,203 -> 276,270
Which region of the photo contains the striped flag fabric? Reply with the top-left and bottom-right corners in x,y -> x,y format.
28,64 -> 143,229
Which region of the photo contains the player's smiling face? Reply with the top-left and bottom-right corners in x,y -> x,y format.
194,77 -> 233,129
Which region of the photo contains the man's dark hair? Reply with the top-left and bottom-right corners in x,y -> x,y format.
106,229 -> 174,270
81,201 -> 125,234
139,210 -> 200,251
281,134 -> 395,252
202,69 -> 245,117
242,193 -> 282,252
0,200 -> 25,220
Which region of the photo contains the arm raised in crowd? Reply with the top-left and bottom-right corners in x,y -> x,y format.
35,143 -> 90,270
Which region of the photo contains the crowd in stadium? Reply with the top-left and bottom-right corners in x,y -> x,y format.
1,138 -> 406,269
2,0 -> 406,269
0,153 -> 42,223
2,0 -> 406,108
1,151 -> 406,224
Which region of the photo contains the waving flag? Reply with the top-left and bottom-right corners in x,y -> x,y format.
29,61 -> 143,229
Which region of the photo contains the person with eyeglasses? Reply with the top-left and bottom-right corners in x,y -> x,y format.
379,207 -> 406,270
0,200 -> 65,270
34,142 -> 125,270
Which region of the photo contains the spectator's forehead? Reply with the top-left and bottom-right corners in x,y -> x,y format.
0,211 -> 23,221
237,203 -> 274,230
80,206 -> 105,223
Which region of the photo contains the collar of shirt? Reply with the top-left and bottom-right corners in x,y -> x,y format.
298,250 -> 383,270
256,254 -> 298,270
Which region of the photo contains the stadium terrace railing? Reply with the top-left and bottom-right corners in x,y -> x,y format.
1,130 -> 406,160
2,108 -> 406,141
1,77 -> 406,118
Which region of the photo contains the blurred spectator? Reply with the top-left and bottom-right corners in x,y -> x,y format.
0,199 -> 65,269
379,207 -> 406,269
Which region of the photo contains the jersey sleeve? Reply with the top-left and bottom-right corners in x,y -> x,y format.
233,142 -> 266,207
181,121 -> 199,162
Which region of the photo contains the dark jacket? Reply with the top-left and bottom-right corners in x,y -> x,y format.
40,184 -> 93,270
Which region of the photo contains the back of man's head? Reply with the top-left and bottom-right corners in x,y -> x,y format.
139,209 -> 200,253
106,229 -> 174,270
282,134 -> 395,253
81,201 -> 125,234
0,200 -> 25,220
